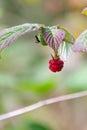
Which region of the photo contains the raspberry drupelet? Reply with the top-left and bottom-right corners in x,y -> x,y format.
49,58 -> 64,72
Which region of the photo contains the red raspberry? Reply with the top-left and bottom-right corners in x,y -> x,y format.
49,59 -> 64,72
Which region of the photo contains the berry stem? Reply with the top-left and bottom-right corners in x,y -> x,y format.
54,48 -> 60,59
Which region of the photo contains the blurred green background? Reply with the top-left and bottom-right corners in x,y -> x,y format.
0,0 -> 87,130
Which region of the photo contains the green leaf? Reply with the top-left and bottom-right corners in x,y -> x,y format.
0,23 -> 43,51
26,122 -> 52,130
57,26 -> 75,43
59,41 -> 73,60
82,7 -> 87,16
38,27 -> 48,46
16,79 -> 55,94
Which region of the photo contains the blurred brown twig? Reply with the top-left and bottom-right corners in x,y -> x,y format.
0,90 -> 87,121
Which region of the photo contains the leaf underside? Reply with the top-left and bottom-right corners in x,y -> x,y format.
73,30 -> 87,53
42,26 -> 65,50
57,26 -> 74,60
0,23 -> 43,51
59,41 -> 73,60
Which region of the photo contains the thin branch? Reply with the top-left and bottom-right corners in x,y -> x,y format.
0,90 -> 87,121
64,38 -> 74,44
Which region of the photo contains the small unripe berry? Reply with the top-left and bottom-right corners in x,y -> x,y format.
49,59 -> 64,72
